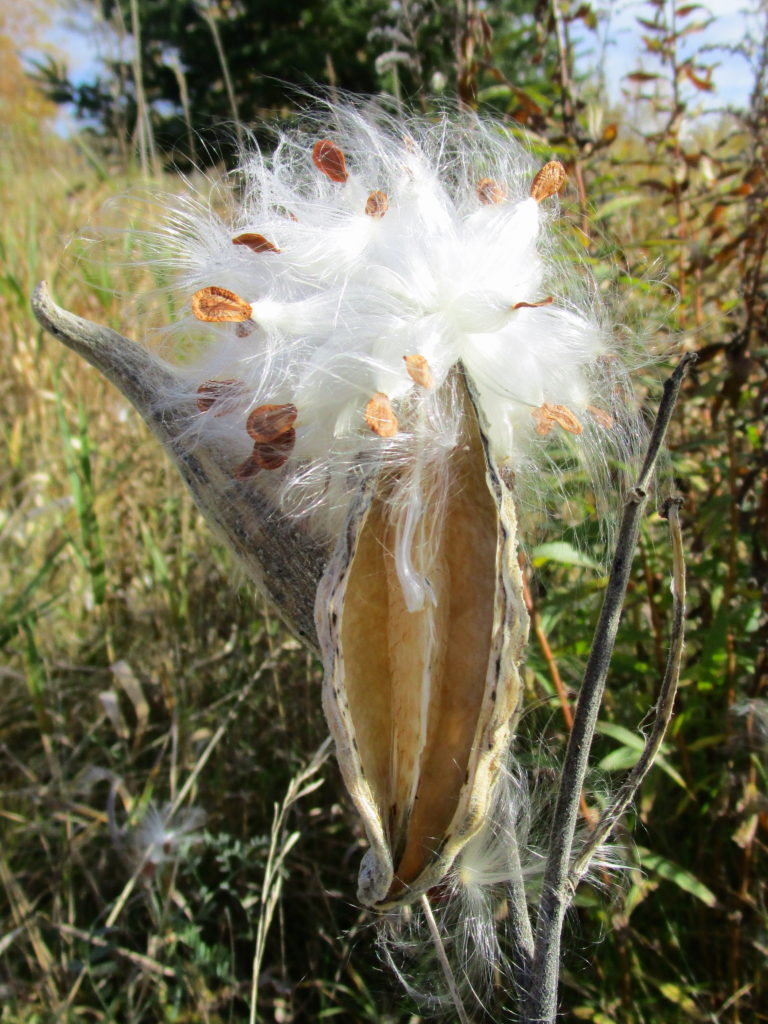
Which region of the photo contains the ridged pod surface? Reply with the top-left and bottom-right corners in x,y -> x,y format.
317,369 -> 528,907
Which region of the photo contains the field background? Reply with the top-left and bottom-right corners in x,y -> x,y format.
1,1 -> 766,1020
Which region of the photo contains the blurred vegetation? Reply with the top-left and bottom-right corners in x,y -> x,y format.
1,0 -> 767,1020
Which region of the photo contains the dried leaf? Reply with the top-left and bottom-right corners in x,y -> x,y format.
626,71 -> 661,82
192,286 -> 253,323
246,403 -> 298,443
365,392 -> 399,437
365,190 -> 389,218
530,161 -> 567,202
313,139 -> 349,183
477,178 -> 508,205
232,232 -> 281,254
683,66 -> 714,92
403,354 -> 434,389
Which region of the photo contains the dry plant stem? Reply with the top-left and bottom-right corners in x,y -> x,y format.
30,282 -> 326,651
249,739 -> 331,1024
569,497 -> 686,885
505,827 -> 535,997
523,353 -> 697,1024
420,893 -> 472,1024
550,0 -> 589,235
520,562 -> 594,823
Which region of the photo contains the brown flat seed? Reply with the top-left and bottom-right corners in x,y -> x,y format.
246,403 -> 298,443
196,379 -> 245,413
477,178 -> 508,205
403,354 -> 434,389
531,406 -> 555,436
313,139 -> 348,183
252,428 -> 296,470
234,452 -> 261,480
192,286 -> 253,322
365,392 -> 398,438
532,402 -> 583,436
587,404 -> 614,429
232,232 -> 281,254
512,296 -> 554,310
235,320 -> 257,338
365,190 -> 389,218
530,161 -> 567,202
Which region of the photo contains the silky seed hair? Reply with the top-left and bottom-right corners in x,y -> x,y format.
88,103 -> 643,577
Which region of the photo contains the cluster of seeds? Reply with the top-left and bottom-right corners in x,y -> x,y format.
188,135 -> 600,485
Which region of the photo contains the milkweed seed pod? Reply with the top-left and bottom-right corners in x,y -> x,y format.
35,104 -> 639,917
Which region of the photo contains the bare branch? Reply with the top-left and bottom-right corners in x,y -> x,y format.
569,497 -> 687,886
524,353 -> 697,1024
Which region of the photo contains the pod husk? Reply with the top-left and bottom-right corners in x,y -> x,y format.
316,367 -> 529,908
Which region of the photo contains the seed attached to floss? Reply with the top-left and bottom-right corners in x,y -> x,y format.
403,354 -> 434,389
512,296 -> 554,311
312,139 -> 349,183
365,190 -> 389,218
365,392 -> 399,437
234,403 -> 299,478
251,428 -> 297,470
196,379 -> 246,413
234,430 -> 297,478
531,402 -> 583,436
234,452 -> 262,480
232,232 -> 281,254
530,160 -> 567,202
192,286 -> 253,323
477,177 -> 508,205
587,405 -> 615,430
246,403 -> 298,443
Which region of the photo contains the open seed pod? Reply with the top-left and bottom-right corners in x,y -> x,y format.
317,368 -> 527,907
32,107 -> 637,927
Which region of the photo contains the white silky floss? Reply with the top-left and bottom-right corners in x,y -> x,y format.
159,107 -> 629,606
